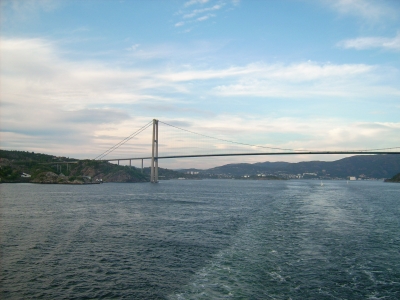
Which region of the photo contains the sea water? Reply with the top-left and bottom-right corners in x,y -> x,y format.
1,180 -> 399,299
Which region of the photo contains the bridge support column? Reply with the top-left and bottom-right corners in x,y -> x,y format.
150,119 -> 159,183
141,159 -> 144,173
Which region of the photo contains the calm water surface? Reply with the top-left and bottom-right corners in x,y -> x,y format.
1,180 -> 399,299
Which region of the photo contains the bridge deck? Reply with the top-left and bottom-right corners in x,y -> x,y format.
103,151 -> 400,162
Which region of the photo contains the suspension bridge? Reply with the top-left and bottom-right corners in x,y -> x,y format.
92,119 -> 400,183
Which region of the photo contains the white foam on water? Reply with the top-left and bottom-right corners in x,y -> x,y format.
167,208 -> 283,299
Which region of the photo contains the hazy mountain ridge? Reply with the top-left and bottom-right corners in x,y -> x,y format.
189,155 -> 400,179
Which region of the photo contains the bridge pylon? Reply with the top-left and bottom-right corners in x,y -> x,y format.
150,119 -> 159,183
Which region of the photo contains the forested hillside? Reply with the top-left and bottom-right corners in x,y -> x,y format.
0,150 -> 146,183
199,155 -> 400,179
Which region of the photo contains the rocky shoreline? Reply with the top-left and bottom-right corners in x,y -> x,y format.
384,172 -> 400,183
31,172 -> 96,184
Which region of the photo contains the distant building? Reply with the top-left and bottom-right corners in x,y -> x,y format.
186,171 -> 199,175
349,176 -> 357,180
21,173 -> 31,178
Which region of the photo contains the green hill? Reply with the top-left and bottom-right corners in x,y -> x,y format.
385,173 -> 400,183
0,150 -> 147,183
203,155 -> 400,179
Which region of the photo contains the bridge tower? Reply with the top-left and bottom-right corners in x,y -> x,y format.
150,119 -> 159,183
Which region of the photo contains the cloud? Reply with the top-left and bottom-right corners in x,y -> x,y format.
183,4 -> 223,19
2,38 -> 398,104
1,0 -> 58,13
184,0 -> 210,7
197,14 -> 214,22
324,0 -> 395,21
127,39 -> 229,61
222,63 -> 399,98
175,21 -> 185,27
1,37 -> 399,163
231,0 -> 240,6
157,61 -> 399,99
63,109 -> 131,124
174,1 -> 234,29
0,38 -> 185,108
338,33 -> 400,51
0,37 -> 165,157
140,103 -> 215,117
2,37 -> 397,110
1,0 -> 59,23
127,44 -> 140,51
158,61 -> 375,82
155,116 -> 400,168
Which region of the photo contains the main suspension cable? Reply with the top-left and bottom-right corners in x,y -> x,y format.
159,121 -> 400,153
159,121 -> 305,151
94,120 -> 153,160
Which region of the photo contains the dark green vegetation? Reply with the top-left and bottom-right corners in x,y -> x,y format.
0,150 -> 67,182
70,160 -> 147,183
0,149 -> 76,163
384,173 -> 400,183
0,165 -> 21,181
0,150 -> 147,183
0,150 -> 191,183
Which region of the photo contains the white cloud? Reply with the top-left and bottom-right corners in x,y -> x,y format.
0,38 -> 183,107
183,4 -> 223,19
127,39 -> 228,61
197,15 -> 214,22
2,38 -> 397,111
2,38 -> 398,104
158,61 -> 399,99
62,108 -> 131,124
338,33 -> 400,51
1,37 -> 399,164
158,61 -> 375,82
184,0 -> 210,7
1,0 -> 59,23
231,0 -> 240,6
175,21 -> 185,27
127,44 -> 140,51
1,0 -> 58,12
175,1 -> 232,29
154,116 -> 400,168
325,0 -> 394,21
0,38 -> 173,157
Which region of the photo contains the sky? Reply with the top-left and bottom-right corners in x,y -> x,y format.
1,0 -> 400,169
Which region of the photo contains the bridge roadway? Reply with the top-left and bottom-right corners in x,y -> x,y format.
103,151 -> 400,163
